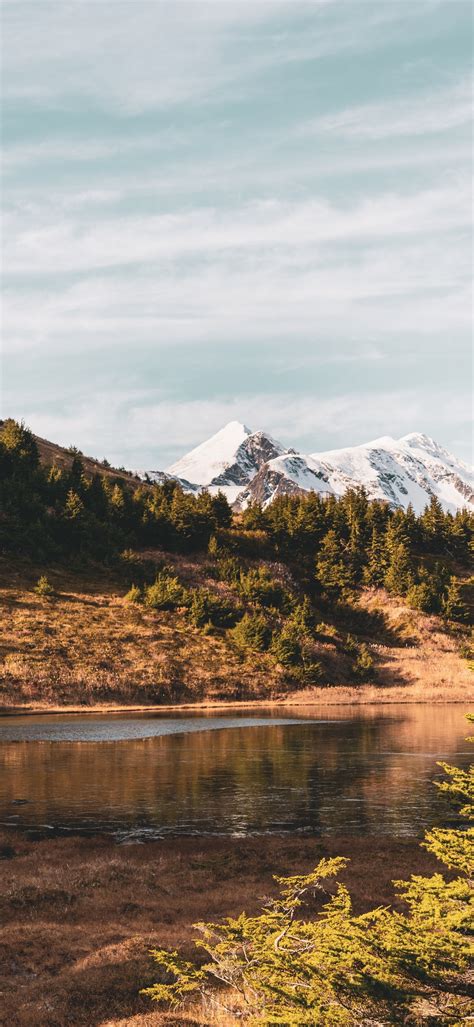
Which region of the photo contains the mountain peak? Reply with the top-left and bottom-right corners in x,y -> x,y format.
161,422 -> 472,515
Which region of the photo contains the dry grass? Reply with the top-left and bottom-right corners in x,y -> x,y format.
0,558 -> 471,711
0,830 -> 445,1027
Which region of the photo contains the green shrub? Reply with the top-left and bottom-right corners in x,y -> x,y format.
352,643 -> 374,681
144,572 -> 188,611
237,566 -> 287,609
344,633 -> 359,654
287,597 -> 313,633
34,575 -> 54,597
271,628 -> 302,667
216,555 -> 242,584
315,621 -> 338,639
230,612 -> 271,652
188,589 -> 237,628
124,584 -> 142,604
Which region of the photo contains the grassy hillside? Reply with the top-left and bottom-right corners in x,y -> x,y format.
0,552 -> 471,709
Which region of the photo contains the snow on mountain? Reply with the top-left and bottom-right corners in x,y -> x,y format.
144,422 -> 472,514
237,453 -> 333,508
166,420 -> 286,502
307,434 -> 474,514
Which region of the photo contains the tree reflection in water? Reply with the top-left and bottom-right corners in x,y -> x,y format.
0,705 -> 470,839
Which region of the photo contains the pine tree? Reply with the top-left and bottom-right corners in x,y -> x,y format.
362,527 -> 387,586
443,576 -> 469,623
384,542 -> 415,596
315,530 -> 354,598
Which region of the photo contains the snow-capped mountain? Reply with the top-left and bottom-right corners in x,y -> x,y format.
145,421 -> 473,514
167,421 -> 286,504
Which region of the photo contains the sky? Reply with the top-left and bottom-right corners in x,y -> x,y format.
1,0 -> 472,469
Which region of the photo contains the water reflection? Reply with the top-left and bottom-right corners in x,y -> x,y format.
0,705 -> 470,839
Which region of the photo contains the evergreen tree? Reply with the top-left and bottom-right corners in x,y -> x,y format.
363,527 -> 387,586
384,542 -> 415,595
443,576 -> 470,623
315,530 -> 354,598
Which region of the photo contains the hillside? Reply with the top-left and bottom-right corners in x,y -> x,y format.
0,418 -> 472,711
1,554 -> 472,711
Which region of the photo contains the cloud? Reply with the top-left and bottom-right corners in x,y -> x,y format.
4,180 -> 470,278
15,387 -> 473,470
298,77 -> 472,140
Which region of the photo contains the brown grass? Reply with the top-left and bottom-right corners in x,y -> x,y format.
0,557 -> 471,711
0,830 -> 445,1027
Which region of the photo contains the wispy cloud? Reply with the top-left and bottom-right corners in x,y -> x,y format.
298,77 -> 472,140
16,387 -> 473,470
4,180 -> 470,277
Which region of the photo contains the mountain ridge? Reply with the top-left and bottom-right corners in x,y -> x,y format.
160,421 -> 473,514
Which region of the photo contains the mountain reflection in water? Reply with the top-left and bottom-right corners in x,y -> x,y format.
0,704 -> 470,840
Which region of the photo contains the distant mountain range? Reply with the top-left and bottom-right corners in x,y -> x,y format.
142,421 -> 473,514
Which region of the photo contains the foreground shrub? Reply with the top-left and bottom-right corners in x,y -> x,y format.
142,716 -> 474,1025
124,584 -> 142,604
144,572 -> 188,611
34,575 -> 54,597
231,612 -> 271,652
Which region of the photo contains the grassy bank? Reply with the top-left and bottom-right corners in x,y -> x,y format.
0,830 -> 447,1027
0,556 -> 471,711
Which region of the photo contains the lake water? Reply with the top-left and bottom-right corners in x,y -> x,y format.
0,704 -> 470,840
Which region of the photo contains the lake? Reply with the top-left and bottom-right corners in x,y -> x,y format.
0,704 -> 470,840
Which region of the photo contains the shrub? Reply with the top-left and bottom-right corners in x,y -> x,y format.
271,628 -> 302,667
144,572 -> 188,611
352,643 -> 374,681
230,612 -> 271,652
34,575 -> 54,598
237,566 -> 287,609
315,621 -> 338,639
216,555 -> 242,585
124,584 -> 142,604
287,597 -> 313,633
188,589 -> 238,628
344,633 -> 359,654
406,580 -> 440,614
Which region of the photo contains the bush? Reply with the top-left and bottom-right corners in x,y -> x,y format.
34,575 -> 54,597
406,580 -> 440,614
271,628 -> 302,667
352,643 -> 374,681
144,572 -> 188,611
237,566 -> 287,609
216,555 -> 242,585
124,584 -> 142,604
230,613 -> 271,652
188,589 -> 238,628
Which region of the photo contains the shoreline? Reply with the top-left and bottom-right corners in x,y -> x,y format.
0,689 -> 471,717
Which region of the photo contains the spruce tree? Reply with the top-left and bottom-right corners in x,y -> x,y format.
384,542 -> 415,596
362,527 -> 387,586
315,529 -> 354,598
443,576 -> 469,623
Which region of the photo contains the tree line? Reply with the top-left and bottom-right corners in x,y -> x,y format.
1,419 -> 471,623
